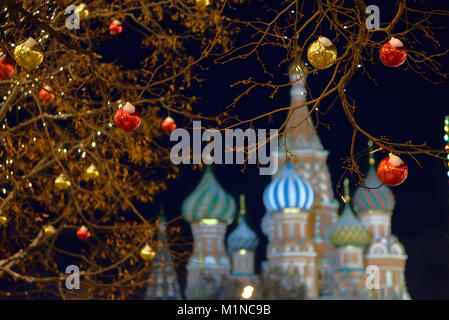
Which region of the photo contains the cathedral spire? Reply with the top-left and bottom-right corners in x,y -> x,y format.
343,178 -> 350,204
284,60 -> 323,151
239,194 -> 246,223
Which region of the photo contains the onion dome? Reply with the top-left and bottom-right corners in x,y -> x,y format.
353,158 -> 395,214
329,204 -> 371,248
182,166 -> 236,224
263,162 -> 314,213
227,195 -> 259,252
329,179 -> 370,247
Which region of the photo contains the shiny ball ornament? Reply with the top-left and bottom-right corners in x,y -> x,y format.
196,0 -> 210,8
114,102 -> 141,131
140,244 -> 156,261
377,153 -> 408,186
109,20 -> 123,35
307,37 -> 337,70
0,53 -> 14,80
55,173 -> 71,190
162,116 -> 176,134
83,164 -> 99,180
380,37 -> 407,68
39,85 -> 55,103
76,225 -> 91,240
13,37 -> 44,71
44,225 -> 56,236
76,3 -> 89,19
0,215 -> 7,226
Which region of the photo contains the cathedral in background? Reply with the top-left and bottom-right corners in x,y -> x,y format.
145,62 -> 411,300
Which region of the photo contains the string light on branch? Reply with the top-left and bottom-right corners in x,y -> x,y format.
114,102 -> 141,131
109,20 -> 123,35
377,153 -> 408,186
140,243 -> 156,261
162,116 -> 176,134
380,37 -> 407,68
76,225 -> 91,240
0,53 -> 14,80
13,37 -> 44,71
39,85 -> 55,102
307,36 -> 337,70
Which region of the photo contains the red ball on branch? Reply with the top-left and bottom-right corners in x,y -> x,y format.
377,153 -> 408,186
114,102 -> 141,131
39,85 -> 55,103
109,20 -> 123,35
76,225 -> 91,240
0,53 -> 14,80
380,37 -> 407,68
162,116 -> 176,134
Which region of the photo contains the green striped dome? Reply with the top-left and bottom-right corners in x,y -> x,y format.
329,204 -> 370,248
182,166 -> 236,224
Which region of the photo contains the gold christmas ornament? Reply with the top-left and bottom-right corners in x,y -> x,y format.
140,244 -> 156,261
13,37 -> 44,71
83,164 -> 99,180
0,215 -> 7,226
76,3 -> 89,19
55,173 -> 71,190
307,36 -> 337,70
195,0 -> 210,8
44,225 -> 56,236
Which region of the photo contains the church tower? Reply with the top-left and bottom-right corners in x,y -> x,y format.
353,149 -> 410,300
181,166 -> 236,298
145,214 -> 182,300
272,60 -> 339,296
227,194 -> 259,279
262,161 -> 318,298
329,179 -> 371,299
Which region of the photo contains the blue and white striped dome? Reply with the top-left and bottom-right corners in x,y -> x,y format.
227,217 -> 259,252
182,166 -> 236,224
353,166 -> 395,214
263,162 -> 315,213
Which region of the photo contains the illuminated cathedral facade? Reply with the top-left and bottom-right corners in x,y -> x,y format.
146,63 -> 411,300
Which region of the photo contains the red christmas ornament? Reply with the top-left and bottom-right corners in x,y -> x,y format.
0,53 -> 14,80
377,153 -> 408,186
380,37 -> 407,68
39,85 -> 55,103
161,116 -> 176,134
114,102 -> 141,131
109,20 -> 123,35
445,145 -> 449,152
76,225 -> 91,240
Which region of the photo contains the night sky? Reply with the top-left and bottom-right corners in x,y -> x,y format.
137,1 -> 449,299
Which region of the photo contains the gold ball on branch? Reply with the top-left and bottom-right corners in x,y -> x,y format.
0,215 -> 7,226
43,225 -> 56,236
55,173 -> 71,190
140,244 -> 156,261
83,164 -> 99,180
13,37 -> 44,71
195,0 -> 210,9
307,36 -> 337,70
76,3 -> 89,19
